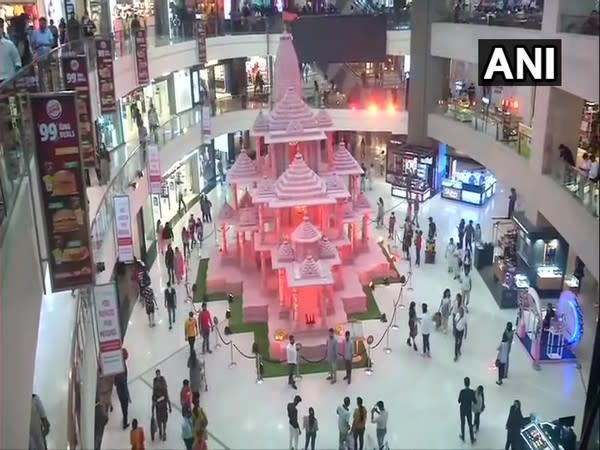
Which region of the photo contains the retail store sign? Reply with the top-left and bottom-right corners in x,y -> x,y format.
113,195 -> 134,263
94,283 -> 125,376
478,39 -> 561,87
61,55 -> 97,167
29,92 -> 95,292
147,143 -> 162,195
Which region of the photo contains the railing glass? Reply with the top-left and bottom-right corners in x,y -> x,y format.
435,6 -> 543,29
552,162 -> 600,219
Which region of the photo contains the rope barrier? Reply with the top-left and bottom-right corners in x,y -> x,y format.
370,272 -> 411,350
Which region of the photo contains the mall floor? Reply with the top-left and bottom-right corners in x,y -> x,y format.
93,173 -> 592,450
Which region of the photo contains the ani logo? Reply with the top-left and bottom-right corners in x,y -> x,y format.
46,99 -> 63,120
70,59 -> 80,71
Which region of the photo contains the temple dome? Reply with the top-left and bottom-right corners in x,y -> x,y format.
239,189 -> 253,208
227,150 -> 259,185
274,153 -> 327,200
299,255 -> 321,279
354,192 -> 372,211
324,173 -> 349,197
332,143 -> 363,175
318,237 -> 337,259
277,240 -> 295,263
314,108 -> 333,128
217,202 -> 237,222
253,109 -> 269,134
291,216 -> 322,243
269,87 -> 317,132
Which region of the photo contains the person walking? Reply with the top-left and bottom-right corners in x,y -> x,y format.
351,397 -> 367,450
371,400 -> 388,450
503,322 -> 515,376
439,288 -> 452,333
157,220 -> 165,255
474,223 -> 482,244
30,17 -> 54,58
464,220 -> 475,251
141,285 -> 158,327
427,216 -> 437,241
457,218 -> 466,249
463,248 -> 472,277
376,198 -> 384,228
336,397 -> 351,450
287,335 -> 298,389
496,333 -> 510,385
0,31 -> 22,83
180,379 -> 192,412
388,212 -> 396,240
164,282 -> 176,330
178,191 -> 187,213
130,419 -> 145,450
196,217 -> 204,248
98,143 -> 111,184
458,376 -> 476,444
114,365 -> 130,429
420,302 -> 433,357
302,407 -> 318,450
165,244 -> 176,284
187,350 -> 203,396
445,238 -> 458,277
162,221 -> 174,253
182,226 -> 191,259
505,400 -> 525,450
181,407 -> 194,450
406,301 -> 418,351
453,304 -> 467,362
287,395 -> 302,450
185,312 -> 198,354
325,328 -> 339,383
175,247 -> 185,284
198,303 -> 213,354
414,230 -> 423,266
188,214 -> 197,249
461,268 -> 472,312
473,385 -> 485,433
152,369 -> 172,441
508,187 -> 517,218
342,331 -> 354,384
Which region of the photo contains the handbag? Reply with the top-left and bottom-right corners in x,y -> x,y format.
150,409 -> 157,441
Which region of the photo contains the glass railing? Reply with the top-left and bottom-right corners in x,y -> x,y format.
552,162 -> 600,219
436,6 -> 543,29
560,13 -> 600,35
436,99 -> 531,159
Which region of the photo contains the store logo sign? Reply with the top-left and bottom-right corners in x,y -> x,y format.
478,39 -> 562,87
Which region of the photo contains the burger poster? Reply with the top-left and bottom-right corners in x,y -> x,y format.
95,39 -> 117,114
134,29 -> 150,86
61,55 -> 96,167
30,93 -> 95,292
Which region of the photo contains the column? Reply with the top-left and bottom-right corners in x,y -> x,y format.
407,0 -> 450,146
530,87 -> 584,175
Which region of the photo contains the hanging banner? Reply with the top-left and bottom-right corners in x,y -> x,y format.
113,195 -> 134,263
134,29 -> 150,86
94,283 -> 125,376
202,105 -> 211,136
95,39 -> 117,114
196,19 -> 207,67
30,93 -> 94,292
147,143 -> 161,195
61,55 -> 96,167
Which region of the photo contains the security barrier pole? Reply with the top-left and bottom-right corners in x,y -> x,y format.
213,317 -> 221,349
365,336 -> 374,375
228,343 -> 237,368
294,343 -> 303,381
256,354 -> 263,384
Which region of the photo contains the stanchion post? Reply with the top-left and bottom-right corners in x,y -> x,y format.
213,317 -> 221,349
228,343 -> 237,368
256,353 -> 263,384
294,343 -> 302,381
391,286 -> 402,330
407,256 -> 414,292
365,335 -> 374,375
383,324 -> 392,354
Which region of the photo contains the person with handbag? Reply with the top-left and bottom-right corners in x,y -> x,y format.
152,370 -> 172,441
351,397 -> 367,450
473,385 -> 485,433
406,301 -> 418,352
496,334 -> 510,385
452,302 -> 467,362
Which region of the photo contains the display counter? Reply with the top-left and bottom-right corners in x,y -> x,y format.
494,258 -> 529,308
536,266 -> 563,292
562,275 -> 580,293
441,172 -> 496,206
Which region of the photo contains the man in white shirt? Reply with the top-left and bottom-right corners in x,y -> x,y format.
420,303 -> 433,357
453,307 -> 467,362
0,33 -> 22,83
286,335 -> 298,389
371,400 -> 389,450
336,396 -> 351,450
588,155 -> 598,181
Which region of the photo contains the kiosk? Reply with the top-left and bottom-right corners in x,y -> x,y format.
441,170 -> 496,206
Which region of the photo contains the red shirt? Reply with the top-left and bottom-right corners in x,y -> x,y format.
199,310 -> 212,332
180,386 -> 192,409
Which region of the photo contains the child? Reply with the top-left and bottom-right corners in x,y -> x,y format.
445,238 -> 457,274
439,288 -> 452,333
473,385 -> 485,433
388,212 -> 396,240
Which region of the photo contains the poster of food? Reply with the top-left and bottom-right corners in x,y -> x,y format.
197,19 -> 207,67
134,29 -> 150,86
147,143 -> 161,195
95,39 -> 117,114
30,93 -> 94,292
61,55 -> 96,167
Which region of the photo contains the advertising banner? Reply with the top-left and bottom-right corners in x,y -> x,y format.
94,283 -> 125,376
202,105 -> 211,136
113,195 -> 134,263
147,143 -> 161,195
95,39 -> 117,113
30,93 -> 94,292
134,29 -> 150,86
196,19 -> 207,67
61,55 -> 96,167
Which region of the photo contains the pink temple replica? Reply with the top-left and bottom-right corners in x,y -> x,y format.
206,33 -> 395,357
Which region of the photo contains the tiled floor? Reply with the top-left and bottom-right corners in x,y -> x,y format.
96,175 -> 591,450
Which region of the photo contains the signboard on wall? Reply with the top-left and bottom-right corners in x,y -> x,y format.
202,105 -> 211,136
134,29 -> 150,86
113,195 -> 134,263
95,39 -> 117,114
147,143 -> 161,195
61,55 -> 96,167
94,283 -> 125,376
196,19 -> 207,67
30,93 -> 95,292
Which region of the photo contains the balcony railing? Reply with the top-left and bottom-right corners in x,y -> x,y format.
552,162 -> 600,218
437,6 -> 543,30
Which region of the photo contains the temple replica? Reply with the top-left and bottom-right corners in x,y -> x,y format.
206,33 -> 395,357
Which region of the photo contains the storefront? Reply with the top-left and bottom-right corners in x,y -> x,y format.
173,69 -> 193,114
96,112 -> 124,150
0,2 -> 42,27
246,56 -> 269,93
190,65 -> 209,107
385,135 -> 443,202
143,78 -> 171,123
137,195 -> 157,267
441,155 -> 497,206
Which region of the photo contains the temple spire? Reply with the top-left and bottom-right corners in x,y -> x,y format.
272,33 -> 303,104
